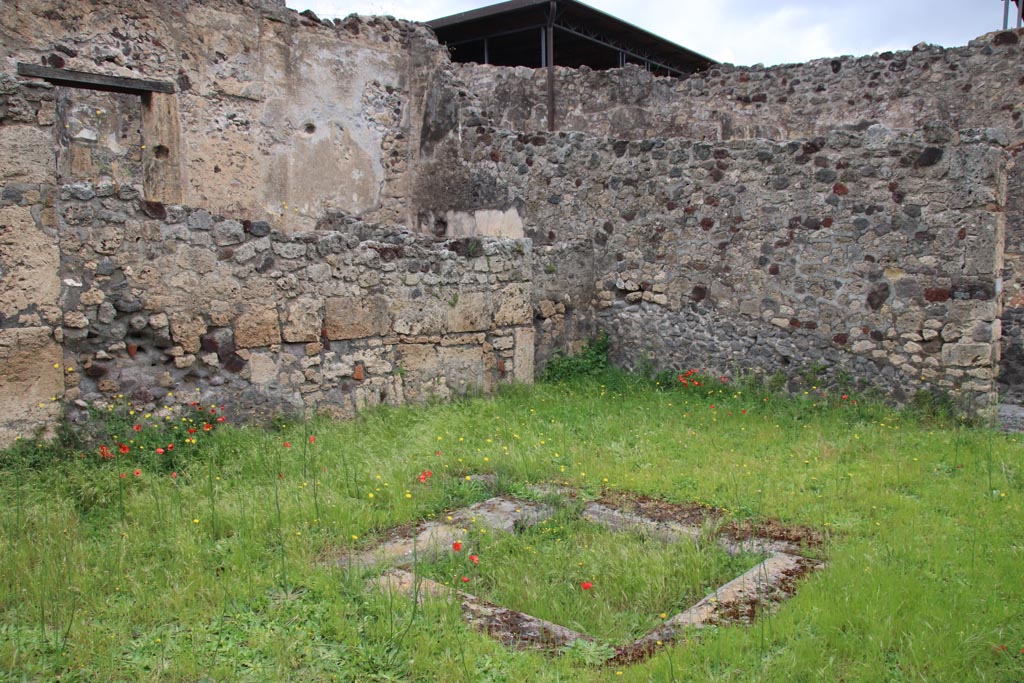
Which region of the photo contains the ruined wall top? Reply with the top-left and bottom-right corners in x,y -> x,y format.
456,30 -> 1024,142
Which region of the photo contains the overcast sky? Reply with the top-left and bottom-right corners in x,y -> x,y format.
284,0 -> 1010,66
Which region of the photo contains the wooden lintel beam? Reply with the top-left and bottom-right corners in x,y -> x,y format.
16,63 -> 175,95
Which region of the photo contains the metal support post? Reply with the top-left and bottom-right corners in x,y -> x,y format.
546,0 -> 556,132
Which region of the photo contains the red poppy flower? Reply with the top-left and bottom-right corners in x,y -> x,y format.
741,409 -> 747,415
283,442 -> 291,449
134,469 -> 141,477
170,471 -> 178,479
132,424 -> 142,432
119,472 -> 126,479
166,443 -> 174,451
216,416 -> 226,423
418,473 -> 427,483
580,581 -> 593,590
188,428 -> 197,435
156,448 -> 165,455
710,404 -> 717,410
99,445 -> 114,459
309,435 -> 315,444
461,576 -> 470,583
468,554 -> 479,564
841,395 -> 849,400
435,450 -> 442,456
118,443 -> 130,455
452,541 -> 463,552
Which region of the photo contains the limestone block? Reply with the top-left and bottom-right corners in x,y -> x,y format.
170,313 -> 208,354
396,343 -> 439,403
0,205 -> 59,317
176,245 -> 217,274
235,305 -> 281,348
397,344 -> 436,374
0,327 -> 62,449
438,345 -> 489,394
495,283 -> 532,326
948,145 -> 1005,210
446,291 -> 494,333
248,351 -> 278,385
391,297 -> 445,336
324,295 -> 390,340
513,327 -> 536,384
851,340 -> 875,353
941,343 -> 993,367
281,297 -> 324,343
445,209 -> 525,239
80,288 -> 105,306
0,125 -> 53,184
273,241 -> 307,259
63,311 -> 88,329
209,300 -> 233,326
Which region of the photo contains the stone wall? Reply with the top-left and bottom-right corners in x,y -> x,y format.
55,185 -> 533,425
1,0 -> 445,232
1,56 -> 533,445
421,120 -> 1007,405
3,1 -> 1024,445
413,30 -> 1024,408
0,74 -> 63,446
998,156 -> 1024,402
457,32 -> 1024,144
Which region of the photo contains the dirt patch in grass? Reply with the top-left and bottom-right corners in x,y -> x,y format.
722,518 -> 823,549
596,490 -> 721,526
597,489 -> 823,550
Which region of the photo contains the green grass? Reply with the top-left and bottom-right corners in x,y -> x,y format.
417,509 -> 765,643
1,370 -> 1023,681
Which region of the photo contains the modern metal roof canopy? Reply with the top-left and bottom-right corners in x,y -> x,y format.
426,0 -> 716,78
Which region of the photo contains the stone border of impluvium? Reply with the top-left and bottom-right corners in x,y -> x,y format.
328,479 -> 825,666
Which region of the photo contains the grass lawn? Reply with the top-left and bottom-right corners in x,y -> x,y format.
1,370 -> 1022,681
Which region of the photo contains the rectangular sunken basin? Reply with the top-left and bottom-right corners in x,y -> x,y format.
361,488 -> 824,666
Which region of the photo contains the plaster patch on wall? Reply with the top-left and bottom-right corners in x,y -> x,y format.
444,208 -> 525,238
